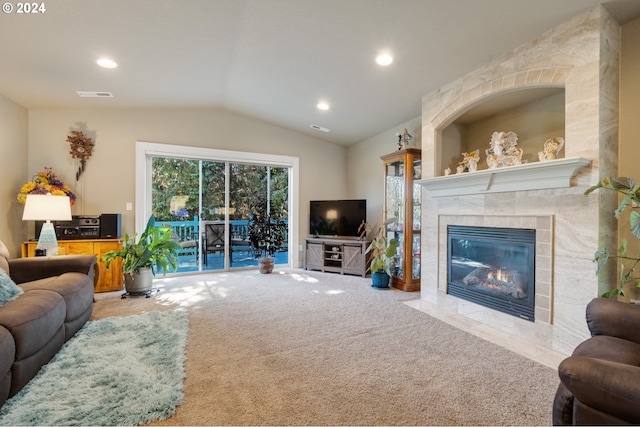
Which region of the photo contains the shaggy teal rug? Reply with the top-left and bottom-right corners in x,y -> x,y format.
0,309 -> 188,426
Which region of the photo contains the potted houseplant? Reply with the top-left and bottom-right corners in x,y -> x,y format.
101,215 -> 181,294
359,218 -> 399,288
247,202 -> 287,273
585,176 -> 640,298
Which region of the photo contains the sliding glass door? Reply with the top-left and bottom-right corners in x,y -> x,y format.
139,142 -> 297,274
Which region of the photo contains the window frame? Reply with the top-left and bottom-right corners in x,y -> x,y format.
135,141 -> 300,269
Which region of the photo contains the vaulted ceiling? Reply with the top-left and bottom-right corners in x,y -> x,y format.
1,0 -> 639,146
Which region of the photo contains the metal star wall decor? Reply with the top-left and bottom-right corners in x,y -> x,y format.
67,130 -> 95,180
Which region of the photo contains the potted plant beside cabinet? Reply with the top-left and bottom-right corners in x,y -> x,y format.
248,202 -> 287,274
359,218 -> 399,288
101,215 -> 181,296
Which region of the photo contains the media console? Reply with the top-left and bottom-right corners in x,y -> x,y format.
305,237 -> 370,277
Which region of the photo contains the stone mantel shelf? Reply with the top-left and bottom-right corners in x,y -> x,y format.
418,157 -> 592,197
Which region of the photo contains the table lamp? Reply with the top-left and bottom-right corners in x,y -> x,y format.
22,194 -> 72,256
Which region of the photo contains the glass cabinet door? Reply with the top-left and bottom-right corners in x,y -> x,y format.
412,157 -> 421,280
381,148 -> 421,291
385,159 -> 405,278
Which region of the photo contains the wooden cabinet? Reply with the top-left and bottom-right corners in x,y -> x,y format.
305,238 -> 369,277
381,148 -> 421,292
22,239 -> 124,293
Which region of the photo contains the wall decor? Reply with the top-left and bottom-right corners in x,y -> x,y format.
67,130 -> 95,180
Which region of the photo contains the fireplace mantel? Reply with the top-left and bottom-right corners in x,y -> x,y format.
418,157 -> 591,197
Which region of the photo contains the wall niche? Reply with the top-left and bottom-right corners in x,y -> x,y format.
438,87 -> 565,176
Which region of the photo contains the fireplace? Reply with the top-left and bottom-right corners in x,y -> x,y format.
447,226 -> 535,322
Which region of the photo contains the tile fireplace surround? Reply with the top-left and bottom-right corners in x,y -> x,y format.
418,6 -> 620,356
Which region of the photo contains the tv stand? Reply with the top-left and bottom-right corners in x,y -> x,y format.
305,237 -> 369,277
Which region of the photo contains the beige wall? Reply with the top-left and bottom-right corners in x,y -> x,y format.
0,94 -> 28,256
26,108 -> 348,266
619,15 -> 640,297
346,116 -> 421,230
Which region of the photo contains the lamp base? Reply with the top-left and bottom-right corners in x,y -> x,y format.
36,222 -> 59,256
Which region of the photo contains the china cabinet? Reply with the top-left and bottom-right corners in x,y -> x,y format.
381,148 -> 421,291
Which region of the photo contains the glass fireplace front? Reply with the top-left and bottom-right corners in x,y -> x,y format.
447,225 -> 535,322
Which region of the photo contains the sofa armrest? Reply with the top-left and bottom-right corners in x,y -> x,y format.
8,255 -> 97,285
586,297 -> 640,344
559,355 -> 640,424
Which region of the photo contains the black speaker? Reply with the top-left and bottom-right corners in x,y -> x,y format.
100,213 -> 122,238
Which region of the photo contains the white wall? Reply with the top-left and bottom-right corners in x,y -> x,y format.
346,116 -> 421,230
26,108 -> 348,266
0,94 -> 28,256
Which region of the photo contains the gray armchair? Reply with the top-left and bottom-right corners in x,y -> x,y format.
553,297 -> 640,425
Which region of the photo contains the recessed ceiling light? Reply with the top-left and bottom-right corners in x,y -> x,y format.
376,53 -> 393,66
317,101 -> 330,111
96,58 -> 118,68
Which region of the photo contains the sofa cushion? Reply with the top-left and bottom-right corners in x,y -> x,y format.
559,355 -> 640,425
0,269 -> 23,306
572,335 -> 640,366
20,272 -> 94,324
0,289 -> 65,360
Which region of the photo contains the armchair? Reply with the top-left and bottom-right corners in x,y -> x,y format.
553,297 -> 640,425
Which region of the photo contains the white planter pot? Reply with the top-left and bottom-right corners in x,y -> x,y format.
124,267 -> 154,293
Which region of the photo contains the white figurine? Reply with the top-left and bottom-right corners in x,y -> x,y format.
541,137 -> 564,161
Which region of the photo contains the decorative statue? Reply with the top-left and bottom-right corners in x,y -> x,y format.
538,137 -> 564,161
485,131 -> 521,168
397,128 -> 414,150
463,150 -> 480,172
456,149 -> 480,173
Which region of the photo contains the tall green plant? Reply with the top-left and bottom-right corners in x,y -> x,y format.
102,216 -> 181,276
359,218 -> 399,275
585,177 -> 640,298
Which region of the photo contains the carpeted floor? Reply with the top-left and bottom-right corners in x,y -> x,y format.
92,268 -> 558,426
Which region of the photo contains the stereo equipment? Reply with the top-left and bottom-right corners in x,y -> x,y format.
100,213 -> 122,239
34,213 -> 122,240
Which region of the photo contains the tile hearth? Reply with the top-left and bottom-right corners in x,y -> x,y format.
404,298 -> 565,369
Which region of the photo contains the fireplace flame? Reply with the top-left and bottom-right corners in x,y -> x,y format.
487,268 -> 508,282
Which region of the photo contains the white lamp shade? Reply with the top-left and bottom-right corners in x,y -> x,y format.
22,194 -> 72,221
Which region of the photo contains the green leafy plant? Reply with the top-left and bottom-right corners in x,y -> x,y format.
101,215 -> 181,276
359,218 -> 399,276
585,177 -> 640,298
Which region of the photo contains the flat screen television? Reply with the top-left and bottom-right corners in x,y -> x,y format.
310,199 -> 366,238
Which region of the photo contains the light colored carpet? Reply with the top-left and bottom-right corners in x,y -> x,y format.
0,309 -> 188,426
92,268 -> 558,426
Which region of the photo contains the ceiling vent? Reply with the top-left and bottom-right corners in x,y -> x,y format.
76,91 -> 114,98
310,124 -> 330,133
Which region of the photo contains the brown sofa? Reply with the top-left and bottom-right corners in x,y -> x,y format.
553,297 -> 640,425
0,240 -> 96,406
